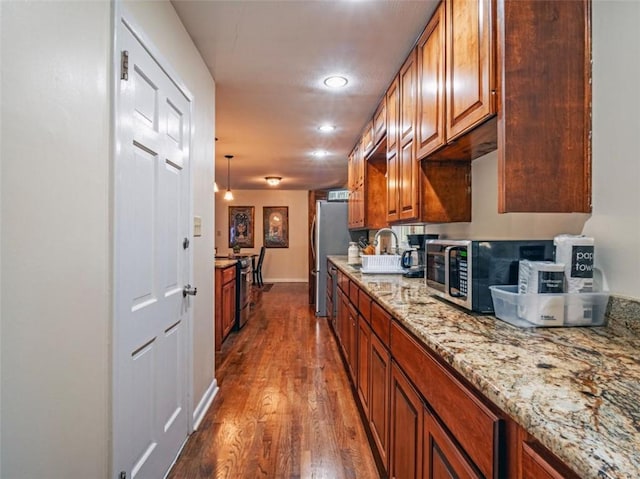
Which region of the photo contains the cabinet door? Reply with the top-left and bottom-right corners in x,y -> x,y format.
347,149 -> 357,227
400,50 -> 417,147
373,98 -> 387,146
221,279 -> 236,338
347,302 -> 358,381
361,121 -> 374,159
399,137 -> 419,221
370,333 -> 390,471
423,410 -> 480,479
398,51 -> 419,222
390,363 -> 424,479
335,289 -> 346,358
416,2 -> 446,160
446,0 -> 495,140
357,315 -> 371,418
498,0 -> 591,213
386,77 -> 400,223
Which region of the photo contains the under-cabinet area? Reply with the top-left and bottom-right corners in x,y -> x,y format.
327,256 -> 640,479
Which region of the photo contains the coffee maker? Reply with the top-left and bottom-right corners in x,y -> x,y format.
402,234 -> 438,278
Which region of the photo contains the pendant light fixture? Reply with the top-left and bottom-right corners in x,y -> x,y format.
223,154 -> 234,201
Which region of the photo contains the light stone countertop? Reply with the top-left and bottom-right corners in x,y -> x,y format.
214,258 -> 237,269
329,256 -> 640,479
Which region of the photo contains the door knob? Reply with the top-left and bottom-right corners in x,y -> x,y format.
183,284 -> 197,297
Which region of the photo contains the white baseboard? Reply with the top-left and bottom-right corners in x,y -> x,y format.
192,378 -> 218,431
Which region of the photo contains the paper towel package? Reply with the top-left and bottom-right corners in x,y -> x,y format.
518,261 -> 565,325
518,261 -> 565,294
554,235 -> 595,324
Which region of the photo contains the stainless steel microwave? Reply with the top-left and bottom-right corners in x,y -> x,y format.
425,239 -> 555,313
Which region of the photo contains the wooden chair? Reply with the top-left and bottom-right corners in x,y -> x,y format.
253,246 -> 266,287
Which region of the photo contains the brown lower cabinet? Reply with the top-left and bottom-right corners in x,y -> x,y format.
520,439 -> 580,479
390,362 -> 423,479
328,260 -> 580,479
424,408 -> 481,479
214,264 -> 236,351
357,315 -> 371,418
369,332 -> 391,470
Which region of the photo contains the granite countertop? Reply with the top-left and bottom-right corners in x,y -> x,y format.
329,256 -> 640,479
214,258 -> 237,269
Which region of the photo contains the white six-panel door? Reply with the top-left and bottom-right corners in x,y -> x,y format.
114,21 -> 192,479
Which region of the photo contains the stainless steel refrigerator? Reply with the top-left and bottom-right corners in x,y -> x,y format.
312,200 -> 351,316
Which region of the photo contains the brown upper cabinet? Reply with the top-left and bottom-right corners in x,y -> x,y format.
386,51 -> 420,224
361,120 -> 374,158
446,0 -> 496,141
385,76 -> 401,223
416,2 -> 446,160
373,99 -> 387,147
350,0 -> 591,223
422,0 -> 591,213
417,0 -> 496,162
497,0 -> 591,213
348,144 -> 365,228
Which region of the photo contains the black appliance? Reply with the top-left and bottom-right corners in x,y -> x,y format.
425,239 -> 554,313
235,257 -> 252,328
402,234 -> 438,278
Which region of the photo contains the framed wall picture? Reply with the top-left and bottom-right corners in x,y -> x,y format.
228,206 -> 255,248
263,206 -> 289,248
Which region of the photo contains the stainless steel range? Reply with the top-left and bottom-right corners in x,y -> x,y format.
235,257 -> 253,328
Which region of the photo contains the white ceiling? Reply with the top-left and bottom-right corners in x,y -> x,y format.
171,0 -> 439,190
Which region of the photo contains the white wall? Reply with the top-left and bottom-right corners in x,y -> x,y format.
215,190 -> 309,282
427,1 -> 640,300
583,0 -> 640,300
1,2 -> 112,477
0,1 -> 215,477
122,0 -> 217,436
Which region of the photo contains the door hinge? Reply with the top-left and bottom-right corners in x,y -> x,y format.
119,472 -> 127,479
183,237 -> 190,250
121,51 -> 129,81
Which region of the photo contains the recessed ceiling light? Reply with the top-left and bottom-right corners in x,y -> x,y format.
311,150 -> 329,158
318,124 -> 336,133
323,75 -> 348,88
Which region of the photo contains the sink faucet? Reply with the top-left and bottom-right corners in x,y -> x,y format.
373,228 -> 400,255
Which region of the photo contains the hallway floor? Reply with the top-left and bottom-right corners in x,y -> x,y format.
167,283 -> 380,478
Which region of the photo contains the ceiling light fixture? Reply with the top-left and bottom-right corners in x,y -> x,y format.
323,75 -> 348,88
223,154 -> 234,201
311,150 -> 329,158
265,176 -> 282,186
318,124 -> 336,133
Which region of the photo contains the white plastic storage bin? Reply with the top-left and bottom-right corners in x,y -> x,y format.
360,254 -> 404,274
489,285 -> 610,328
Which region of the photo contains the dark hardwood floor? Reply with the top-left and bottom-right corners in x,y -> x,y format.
168,283 -> 380,479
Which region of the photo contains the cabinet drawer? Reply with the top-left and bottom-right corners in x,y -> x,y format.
337,270 -> 349,293
349,281 -> 360,306
391,321 -> 502,479
522,440 -> 580,479
222,265 -> 236,284
358,289 -> 371,324
370,301 -> 391,347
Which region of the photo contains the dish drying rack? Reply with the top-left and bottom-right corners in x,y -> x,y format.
360,254 -> 404,274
